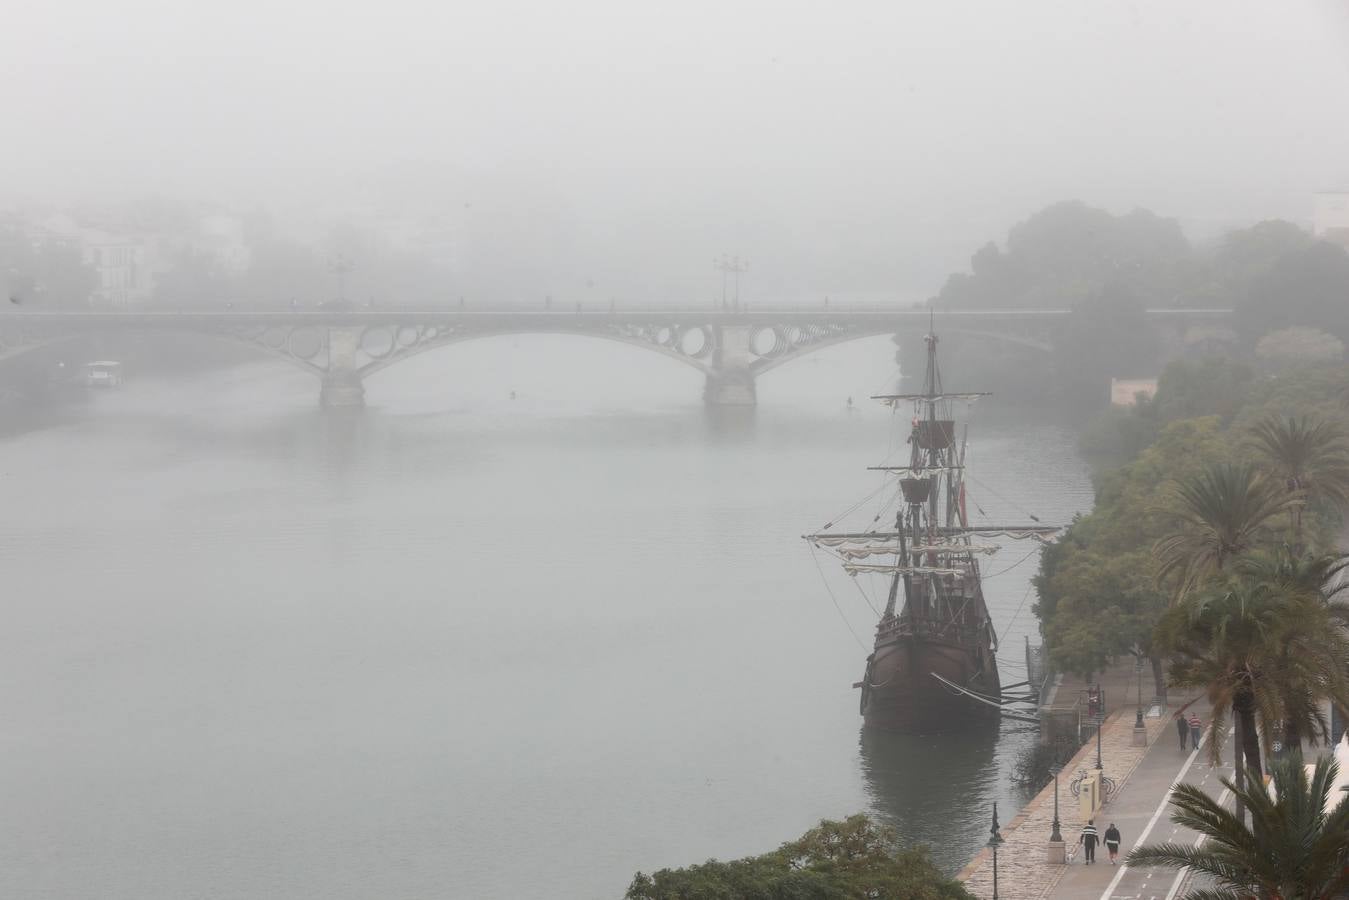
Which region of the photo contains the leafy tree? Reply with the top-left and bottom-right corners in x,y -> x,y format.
1199,219 -> 1317,305
1127,755 -> 1349,900
1150,357 -> 1256,424
1037,418 -> 1230,694
0,224 -> 96,308
237,236 -> 327,306
1156,578 -> 1274,806
1237,241 -> 1349,346
1255,326 -> 1345,370
1157,572 -> 1349,811
1077,357 -> 1257,462
1234,549 -> 1349,752
625,815 -> 973,900
153,246 -> 236,306
1052,282 -> 1157,408
1153,462 -> 1297,597
1246,416 -> 1349,550
923,201 -> 1193,409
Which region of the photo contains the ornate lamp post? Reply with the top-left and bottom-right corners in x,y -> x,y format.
988,802 -> 1004,900
1049,763 -> 1063,843
1096,710 -> 1104,771
1133,656 -> 1149,747
1046,761 -> 1066,864
1135,656 -> 1146,728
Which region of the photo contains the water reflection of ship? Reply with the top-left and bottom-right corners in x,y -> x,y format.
857,723 -> 1001,872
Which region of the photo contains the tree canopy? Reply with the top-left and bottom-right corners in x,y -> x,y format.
1128,755 -> 1349,899
625,815 -> 973,900
1039,360 -> 1349,689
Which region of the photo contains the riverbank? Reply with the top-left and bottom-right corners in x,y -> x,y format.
957,697 -> 1188,899
1039,656 -> 1165,747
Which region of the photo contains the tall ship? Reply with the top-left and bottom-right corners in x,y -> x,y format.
806,326 -> 1056,732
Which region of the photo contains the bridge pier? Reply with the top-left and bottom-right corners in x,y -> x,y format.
703,368 -> 757,406
704,325 -> 758,407
320,370 -> 365,407
321,326 -> 365,408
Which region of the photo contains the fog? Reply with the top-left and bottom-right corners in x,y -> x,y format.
5,4 -> 1349,898
4,0 -> 1349,300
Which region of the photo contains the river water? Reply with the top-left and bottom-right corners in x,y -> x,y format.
0,335 -> 1092,899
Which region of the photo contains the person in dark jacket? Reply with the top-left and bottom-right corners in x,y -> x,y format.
1175,711 -> 1188,749
1103,823 -> 1122,864
1079,820 -> 1098,864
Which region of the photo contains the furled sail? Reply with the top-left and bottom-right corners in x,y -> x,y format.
805,526 -> 1060,544
841,564 -> 967,577
870,392 -> 992,407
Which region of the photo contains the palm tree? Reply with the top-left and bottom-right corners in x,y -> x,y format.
1237,549 -> 1349,755
1154,461 -> 1299,597
1247,415 -> 1349,550
1159,579 -> 1276,794
1157,573 -> 1349,818
1127,755 -> 1349,899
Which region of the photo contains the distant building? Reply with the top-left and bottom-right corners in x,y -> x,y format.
1313,191 -> 1349,249
1110,377 -> 1158,407
14,213 -> 161,307
82,236 -> 159,307
193,213 -> 251,275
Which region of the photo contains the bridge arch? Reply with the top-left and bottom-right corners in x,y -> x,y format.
746,324 -> 1054,377
355,323 -> 716,379
0,325 -> 329,376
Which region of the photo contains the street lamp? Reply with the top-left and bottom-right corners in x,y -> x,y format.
1135,656 -> 1146,729
1096,708 -> 1104,771
988,802 -> 1004,900
1049,762 -> 1063,843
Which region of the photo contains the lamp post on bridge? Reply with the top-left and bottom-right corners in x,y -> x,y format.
330,253 -> 353,304
714,254 -> 748,312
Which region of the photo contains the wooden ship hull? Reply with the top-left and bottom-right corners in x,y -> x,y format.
860,620 -> 1001,731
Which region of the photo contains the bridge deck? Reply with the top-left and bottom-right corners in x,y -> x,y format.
0,307 -> 1233,326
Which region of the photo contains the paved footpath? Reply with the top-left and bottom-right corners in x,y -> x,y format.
958,699 -> 1229,900
958,707 -> 1178,900
1045,713 -> 1230,900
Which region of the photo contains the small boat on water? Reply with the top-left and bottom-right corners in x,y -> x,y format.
805,324 -> 1056,732
83,361 -> 123,388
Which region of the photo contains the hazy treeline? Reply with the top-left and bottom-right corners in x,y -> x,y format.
1034,356 -> 1349,685
899,201 -> 1349,410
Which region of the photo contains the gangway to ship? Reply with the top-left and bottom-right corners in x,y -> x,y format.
929,672 -> 1040,724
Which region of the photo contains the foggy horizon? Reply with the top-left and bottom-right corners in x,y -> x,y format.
7,4 -> 1349,898
5,1 -> 1349,300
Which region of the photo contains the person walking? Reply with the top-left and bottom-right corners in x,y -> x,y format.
1079,820 -> 1099,864
1103,823 -> 1122,864
1188,712 -> 1202,750
1175,711 -> 1188,749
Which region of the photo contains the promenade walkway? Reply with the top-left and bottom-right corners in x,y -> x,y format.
957,694 -> 1210,900
1044,712 -> 1227,900
1040,658 -> 1172,744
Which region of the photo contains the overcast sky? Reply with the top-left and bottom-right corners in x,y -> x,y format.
3,0 -> 1348,300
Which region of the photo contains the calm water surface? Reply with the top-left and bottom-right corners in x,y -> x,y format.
0,336 -> 1092,898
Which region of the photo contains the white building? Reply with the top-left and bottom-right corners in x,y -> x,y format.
1312,191 -> 1349,249
83,237 -> 158,307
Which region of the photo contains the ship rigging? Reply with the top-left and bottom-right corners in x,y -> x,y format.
804,324 -> 1058,731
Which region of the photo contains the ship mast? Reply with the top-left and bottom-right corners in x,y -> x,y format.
885,321 -> 946,623
802,320 -> 1057,614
